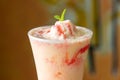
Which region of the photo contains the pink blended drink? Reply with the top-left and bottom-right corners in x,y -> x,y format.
28,20 -> 93,80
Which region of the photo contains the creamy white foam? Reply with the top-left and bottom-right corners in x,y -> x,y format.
29,20 -> 92,42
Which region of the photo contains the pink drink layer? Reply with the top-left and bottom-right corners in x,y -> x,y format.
28,20 -> 93,80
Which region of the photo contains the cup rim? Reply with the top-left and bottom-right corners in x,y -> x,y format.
28,26 -> 93,44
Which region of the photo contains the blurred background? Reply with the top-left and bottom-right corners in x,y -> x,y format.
0,0 -> 120,80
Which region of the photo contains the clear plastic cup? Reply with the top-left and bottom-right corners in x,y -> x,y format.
28,26 -> 93,80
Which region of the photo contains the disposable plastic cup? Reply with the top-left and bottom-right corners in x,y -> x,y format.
28,26 -> 93,80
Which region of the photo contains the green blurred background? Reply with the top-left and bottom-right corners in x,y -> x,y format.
0,0 -> 120,80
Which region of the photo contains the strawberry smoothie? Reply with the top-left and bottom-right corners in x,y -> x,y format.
28,20 -> 93,80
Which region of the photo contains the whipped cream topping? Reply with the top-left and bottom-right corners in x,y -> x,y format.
47,20 -> 76,40
31,20 -> 87,40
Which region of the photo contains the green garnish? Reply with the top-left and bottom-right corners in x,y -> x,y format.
54,9 -> 66,21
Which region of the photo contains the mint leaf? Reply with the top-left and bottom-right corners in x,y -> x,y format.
54,9 -> 66,21
54,15 -> 61,20
60,9 -> 66,21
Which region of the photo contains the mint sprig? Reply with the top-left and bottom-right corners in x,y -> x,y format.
54,9 -> 66,21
